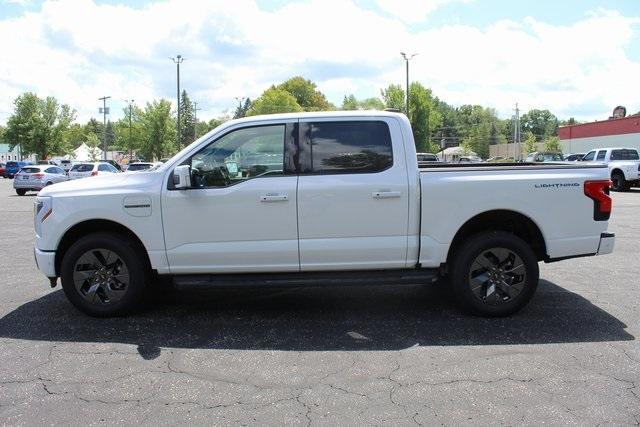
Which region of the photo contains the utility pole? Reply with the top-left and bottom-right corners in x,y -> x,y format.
400,52 -> 417,118
170,55 -> 184,150
193,101 -> 201,141
234,96 -> 246,119
98,96 -> 111,160
514,103 -> 520,160
125,99 -> 135,161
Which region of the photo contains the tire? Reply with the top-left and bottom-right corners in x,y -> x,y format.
60,232 -> 149,317
450,231 -> 539,317
15,189 -> 26,196
611,172 -> 628,192
46,181 -> 53,186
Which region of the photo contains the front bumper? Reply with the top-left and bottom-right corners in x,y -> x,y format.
597,232 -> 615,255
34,248 -> 57,278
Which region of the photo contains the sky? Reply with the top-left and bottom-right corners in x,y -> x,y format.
0,0 -> 639,124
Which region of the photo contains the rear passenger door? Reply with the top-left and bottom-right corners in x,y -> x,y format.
296,118 -> 410,271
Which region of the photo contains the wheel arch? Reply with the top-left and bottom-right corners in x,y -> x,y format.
446,209 -> 547,265
54,219 -> 152,277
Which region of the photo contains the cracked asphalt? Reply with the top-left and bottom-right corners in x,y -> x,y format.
0,179 -> 638,425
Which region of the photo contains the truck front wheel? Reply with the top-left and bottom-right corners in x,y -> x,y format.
611,172 -> 629,192
60,232 -> 148,317
450,231 -> 539,317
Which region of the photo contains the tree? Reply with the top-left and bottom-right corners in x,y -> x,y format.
84,133 -> 102,161
233,98 -> 252,119
277,76 -> 332,111
84,118 -> 103,139
544,136 -> 562,153
247,87 -> 303,116
179,90 -> 195,147
104,120 -> 115,148
408,82 -> 442,153
3,92 -> 75,159
113,105 -> 144,155
342,94 -> 384,111
522,131 -> 537,155
138,99 -> 175,160
381,84 -> 405,111
521,109 -> 558,141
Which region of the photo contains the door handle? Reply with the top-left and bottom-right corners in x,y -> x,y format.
372,191 -> 401,199
260,193 -> 289,202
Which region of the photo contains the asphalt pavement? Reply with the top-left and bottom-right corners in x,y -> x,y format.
0,178 -> 638,425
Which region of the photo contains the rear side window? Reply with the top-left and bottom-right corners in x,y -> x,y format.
596,150 -> 606,160
303,121 -> 393,174
21,167 -> 41,174
612,149 -> 640,160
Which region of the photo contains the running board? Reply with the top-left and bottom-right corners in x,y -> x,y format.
171,269 -> 440,290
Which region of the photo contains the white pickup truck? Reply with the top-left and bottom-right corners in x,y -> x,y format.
580,147 -> 640,191
33,111 -> 615,317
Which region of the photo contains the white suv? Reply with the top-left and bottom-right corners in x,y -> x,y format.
581,147 -> 640,191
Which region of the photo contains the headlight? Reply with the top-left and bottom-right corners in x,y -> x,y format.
34,196 -> 52,235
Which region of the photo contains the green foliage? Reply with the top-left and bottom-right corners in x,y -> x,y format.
544,136 -> 562,153
409,82 -> 443,152
3,92 -> 76,159
247,87 -> 303,116
138,99 -> 175,160
233,98 -> 252,119
179,90 -> 195,147
523,131 -> 537,155
341,94 -> 385,111
113,105 -> 144,154
381,84 -> 405,111
521,109 -> 558,141
277,76 -> 332,111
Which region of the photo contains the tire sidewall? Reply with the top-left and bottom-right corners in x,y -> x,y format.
611,172 -> 625,192
450,231 -> 539,317
60,232 -> 147,317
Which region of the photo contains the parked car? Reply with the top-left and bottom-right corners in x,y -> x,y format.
0,162 -> 5,177
37,160 -> 59,166
564,153 -> 585,162
105,160 -> 123,172
580,147 -> 640,191
13,165 -> 68,196
125,162 -> 157,172
4,161 -> 32,178
34,111 -> 615,318
68,162 -> 120,180
59,160 -> 73,173
525,152 -> 564,162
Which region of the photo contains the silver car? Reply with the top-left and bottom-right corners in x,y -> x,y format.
13,165 -> 68,196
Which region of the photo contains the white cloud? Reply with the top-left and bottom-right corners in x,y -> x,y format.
0,1 -> 638,124
376,0 -> 473,23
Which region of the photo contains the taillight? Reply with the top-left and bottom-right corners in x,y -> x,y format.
91,171 -> 98,176
584,180 -> 612,221
33,173 -> 44,179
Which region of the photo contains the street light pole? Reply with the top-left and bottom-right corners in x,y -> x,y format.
400,52 -> 417,119
170,55 -> 184,150
98,96 -> 111,160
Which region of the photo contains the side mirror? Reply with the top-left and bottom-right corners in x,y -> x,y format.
173,164 -> 191,189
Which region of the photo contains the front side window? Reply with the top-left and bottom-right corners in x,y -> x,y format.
98,164 -> 111,172
190,125 -> 286,188
582,151 -> 595,161
303,121 -> 393,174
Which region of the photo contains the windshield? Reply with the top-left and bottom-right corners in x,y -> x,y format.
127,163 -> 152,171
20,167 -> 42,174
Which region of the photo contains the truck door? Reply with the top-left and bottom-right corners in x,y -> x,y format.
162,121 -> 300,274
296,118 -> 410,271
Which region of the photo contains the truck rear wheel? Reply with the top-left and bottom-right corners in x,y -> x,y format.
60,232 -> 148,317
450,231 -> 539,317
